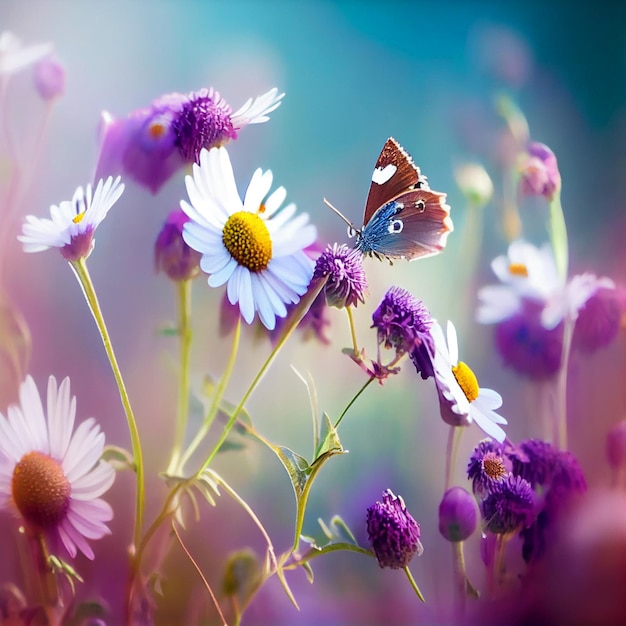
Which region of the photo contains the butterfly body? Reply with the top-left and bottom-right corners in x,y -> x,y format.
327,137 -> 453,262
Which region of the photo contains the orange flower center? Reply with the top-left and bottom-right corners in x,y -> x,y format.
12,451 -> 71,529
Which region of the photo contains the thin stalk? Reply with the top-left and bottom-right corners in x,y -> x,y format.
556,315 -> 574,449
345,306 -> 359,356
444,426 -> 463,491
166,279 -> 193,475
69,258 -> 144,549
334,376 -> 375,430
178,316 -> 242,471
403,566 -> 425,602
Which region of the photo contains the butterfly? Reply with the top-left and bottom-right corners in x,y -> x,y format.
324,137 -> 453,262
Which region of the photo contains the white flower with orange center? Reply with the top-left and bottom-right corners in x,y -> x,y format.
18,176 -> 124,261
0,376 -> 115,559
430,321 -> 507,442
181,146 -> 317,330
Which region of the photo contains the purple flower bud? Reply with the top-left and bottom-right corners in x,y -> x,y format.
154,209 -> 201,281
313,243 -> 368,309
606,421 -> 626,470
33,55 -> 65,100
518,141 -> 561,201
480,474 -> 535,535
371,286 -> 432,356
366,489 -> 423,569
573,287 -> 623,354
438,487 -> 477,542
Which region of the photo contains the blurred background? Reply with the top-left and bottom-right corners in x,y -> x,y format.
1,1 -> 626,624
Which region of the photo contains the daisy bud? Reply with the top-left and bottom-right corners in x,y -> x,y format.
33,55 -> 65,100
312,243 -> 368,309
366,489 -> 423,569
518,141 -> 561,201
438,487 -> 477,542
154,209 -> 201,281
454,162 -> 494,209
606,421 -> 626,471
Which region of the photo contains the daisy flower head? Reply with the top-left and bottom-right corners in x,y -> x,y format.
0,31 -> 52,76
0,376 -> 115,559
181,146 -> 317,331
430,320 -> 507,442
477,239 -> 615,331
19,176 -> 124,261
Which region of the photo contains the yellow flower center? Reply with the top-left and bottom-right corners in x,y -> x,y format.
452,361 -> 479,402
72,212 -> 85,224
12,451 -> 71,529
222,210 -> 272,272
508,262 -> 528,277
483,454 -> 507,481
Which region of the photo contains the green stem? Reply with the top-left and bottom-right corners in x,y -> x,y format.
166,279 -> 193,475
334,376 -> 375,430
556,315 -> 574,449
345,306 -> 359,356
548,190 -> 568,284
403,566 -> 425,602
69,259 -> 144,550
178,316 -> 242,472
444,426 -> 463,491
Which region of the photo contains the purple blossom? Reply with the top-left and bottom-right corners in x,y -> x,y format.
371,286 -> 432,357
366,489 -> 423,569
438,487 -> 477,542
573,287 -> 623,354
606,420 -> 626,470
312,243 -> 367,309
467,439 -> 511,496
481,474 -> 535,535
494,300 -> 563,380
33,55 -> 65,100
518,141 -> 561,201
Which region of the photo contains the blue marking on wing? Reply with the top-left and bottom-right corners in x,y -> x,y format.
355,201 -> 402,256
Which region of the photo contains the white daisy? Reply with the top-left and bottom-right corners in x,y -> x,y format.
430,321 -> 507,442
18,176 -> 124,261
0,376 -> 115,559
181,146 -> 317,330
477,240 -> 614,330
0,31 -> 52,76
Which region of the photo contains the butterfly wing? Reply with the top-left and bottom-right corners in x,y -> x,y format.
363,137 -> 425,226
358,188 -> 453,261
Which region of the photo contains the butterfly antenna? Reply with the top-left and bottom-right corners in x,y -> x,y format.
323,198 -> 360,234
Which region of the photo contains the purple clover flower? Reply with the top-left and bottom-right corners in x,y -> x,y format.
312,243 -> 368,309
573,287 -> 623,354
366,489 -> 423,569
371,286 -> 433,357
154,208 -> 202,282
438,487 -> 477,542
480,474 -> 535,535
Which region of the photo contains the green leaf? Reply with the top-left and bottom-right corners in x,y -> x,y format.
101,445 -> 134,471
269,444 -> 311,499
0,292 -> 31,408
314,413 -> 344,463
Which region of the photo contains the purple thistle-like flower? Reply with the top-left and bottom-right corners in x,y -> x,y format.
172,88 -> 237,163
481,474 -> 535,535
467,439 -> 511,496
495,300 -> 563,380
518,141 -> 561,201
438,487 -> 477,542
573,287 -> 623,354
313,243 -> 368,309
366,489 -> 423,569
154,208 -> 202,282
372,286 -> 432,356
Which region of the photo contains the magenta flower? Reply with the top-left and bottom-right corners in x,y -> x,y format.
518,141 -> 561,201
154,208 -> 202,282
